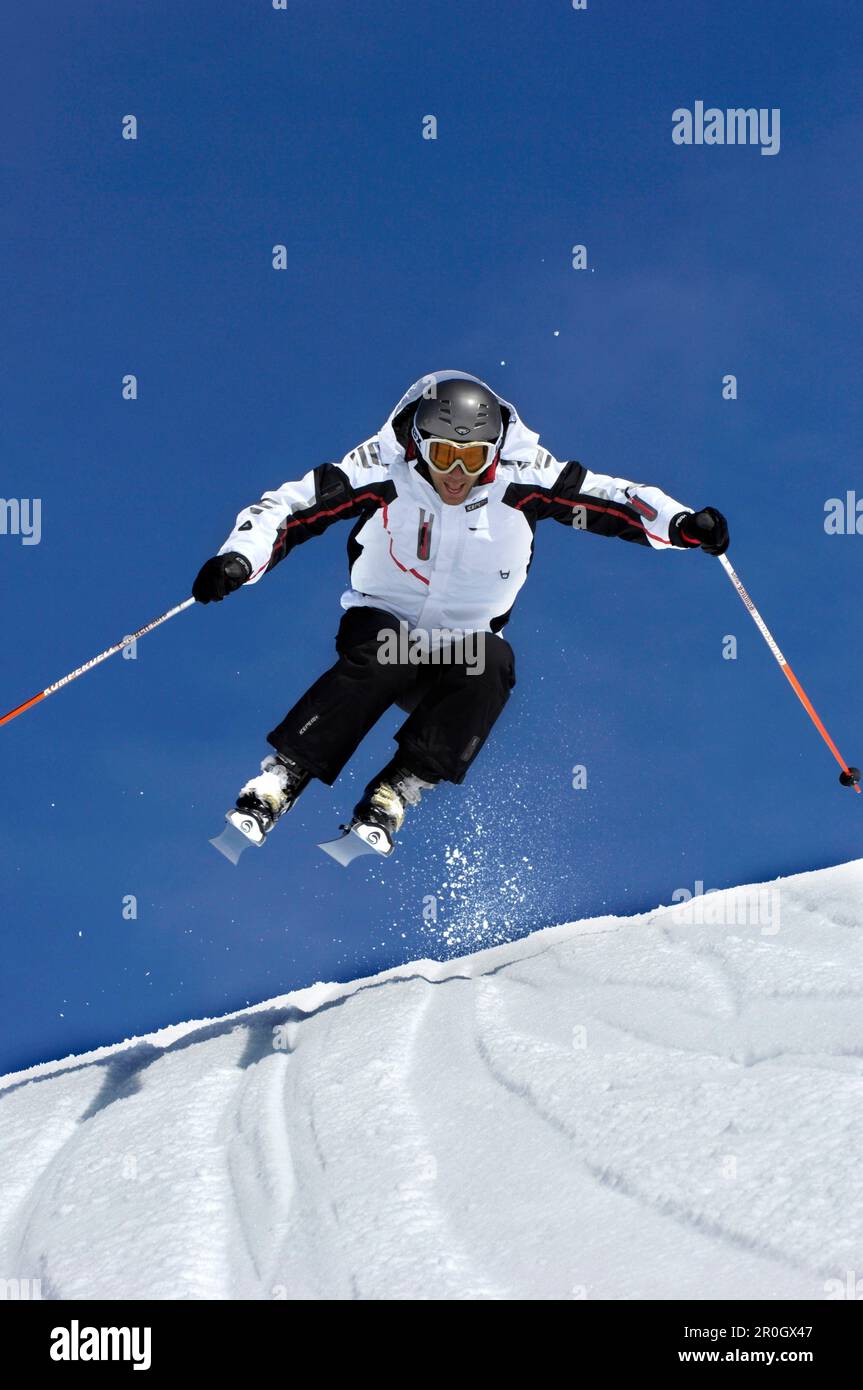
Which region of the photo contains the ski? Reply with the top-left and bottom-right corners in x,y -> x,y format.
318,819 -> 395,867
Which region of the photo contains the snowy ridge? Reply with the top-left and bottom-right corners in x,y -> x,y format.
1,859 -> 862,1300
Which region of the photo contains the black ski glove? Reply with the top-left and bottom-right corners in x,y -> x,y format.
670,507 -> 730,556
193,552 -> 252,603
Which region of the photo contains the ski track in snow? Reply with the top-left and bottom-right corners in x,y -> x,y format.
1,859 -> 862,1299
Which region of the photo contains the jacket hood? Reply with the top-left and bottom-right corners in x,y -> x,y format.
377,370 -> 542,469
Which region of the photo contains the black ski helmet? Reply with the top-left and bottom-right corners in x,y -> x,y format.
413,378 -> 503,448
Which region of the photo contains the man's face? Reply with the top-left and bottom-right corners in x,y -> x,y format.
429,464 -> 477,507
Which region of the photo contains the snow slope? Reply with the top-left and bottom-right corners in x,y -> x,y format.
2,860 -> 862,1301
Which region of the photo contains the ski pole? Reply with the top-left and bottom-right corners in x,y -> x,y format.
0,597 -> 196,728
718,553 -> 860,792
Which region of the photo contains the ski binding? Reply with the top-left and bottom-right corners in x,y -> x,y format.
210,809 -> 267,865
318,819 -> 394,867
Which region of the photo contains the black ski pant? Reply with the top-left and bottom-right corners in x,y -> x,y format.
267,606 -> 516,786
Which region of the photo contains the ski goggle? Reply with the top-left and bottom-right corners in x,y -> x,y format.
413,433 -> 499,476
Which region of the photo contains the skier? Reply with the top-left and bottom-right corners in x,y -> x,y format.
193,371 -> 729,859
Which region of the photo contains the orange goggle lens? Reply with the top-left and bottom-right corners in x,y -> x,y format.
426,439 -> 492,474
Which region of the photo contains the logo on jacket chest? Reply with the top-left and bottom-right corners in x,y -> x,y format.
416,508 -> 434,561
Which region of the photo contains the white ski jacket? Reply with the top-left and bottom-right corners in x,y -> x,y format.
218,370 -> 693,636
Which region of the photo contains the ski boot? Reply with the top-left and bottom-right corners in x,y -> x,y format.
211,752 -> 311,863
319,760 -> 437,866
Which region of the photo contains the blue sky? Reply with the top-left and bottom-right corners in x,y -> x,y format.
2,1 -> 861,1074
